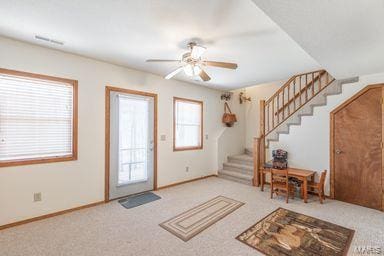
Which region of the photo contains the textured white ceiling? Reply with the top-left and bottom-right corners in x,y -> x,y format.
0,0 -> 320,89
252,0 -> 384,79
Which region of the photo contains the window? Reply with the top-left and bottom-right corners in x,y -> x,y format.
0,68 -> 78,167
173,97 -> 203,151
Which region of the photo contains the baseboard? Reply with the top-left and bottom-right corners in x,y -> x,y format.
157,174 -> 217,190
0,201 -> 104,231
0,175 -> 218,231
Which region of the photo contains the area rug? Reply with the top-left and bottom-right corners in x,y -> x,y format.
236,208 -> 354,256
118,192 -> 161,209
160,196 -> 244,241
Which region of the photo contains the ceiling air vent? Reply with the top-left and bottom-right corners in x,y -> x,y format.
35,35 -> 64,45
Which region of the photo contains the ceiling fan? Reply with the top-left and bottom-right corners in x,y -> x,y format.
146,42 -> 238,82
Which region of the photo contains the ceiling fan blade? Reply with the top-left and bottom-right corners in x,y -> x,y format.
191,45 -> 206,59
199,69 -> 211,82
165,66 -> 184,80
146,59 -> 181,62
203,61 -> 238,69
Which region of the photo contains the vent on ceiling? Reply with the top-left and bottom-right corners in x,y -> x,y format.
35,35 -> 64,45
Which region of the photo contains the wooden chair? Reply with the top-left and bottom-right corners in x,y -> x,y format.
307,170 -> 327,204
270,169 -> 295,203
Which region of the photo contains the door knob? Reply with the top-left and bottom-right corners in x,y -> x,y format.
335,149 -> 342,154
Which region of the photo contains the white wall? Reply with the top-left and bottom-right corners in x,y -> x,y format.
269,72 -> 384,195
217,90 -> 246,169
243,80 -> 284,148
0,37 -> 244,226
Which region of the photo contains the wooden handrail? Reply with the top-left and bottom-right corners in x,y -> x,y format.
264,70 -> 334,136
275,71 -> 325,115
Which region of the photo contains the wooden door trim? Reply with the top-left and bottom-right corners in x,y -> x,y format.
105,86 -> 158,202
330,84 -> 384,206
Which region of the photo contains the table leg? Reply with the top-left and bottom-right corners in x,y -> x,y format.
260,171 -> 264,191
303,178 -> 308,203
300,184 -> 304,199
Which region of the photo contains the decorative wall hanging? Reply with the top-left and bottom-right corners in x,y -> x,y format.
239,92 -> 251,104
222,102 -> 237,127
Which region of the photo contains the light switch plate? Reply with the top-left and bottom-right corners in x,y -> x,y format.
33,192 -> 42,202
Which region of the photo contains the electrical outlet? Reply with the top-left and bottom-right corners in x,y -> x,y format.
33,192 -> 42,202
185,167 -> 189,172
205,134 -> 208,140
160,134 -> 166,141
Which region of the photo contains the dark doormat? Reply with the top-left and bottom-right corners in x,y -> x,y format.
118,192 -> 161,209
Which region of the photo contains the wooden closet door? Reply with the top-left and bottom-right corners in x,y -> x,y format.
334,87 -> 383,210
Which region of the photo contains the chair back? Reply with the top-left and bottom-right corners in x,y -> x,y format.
271,169 -> 289,184
319,170 -> 327,187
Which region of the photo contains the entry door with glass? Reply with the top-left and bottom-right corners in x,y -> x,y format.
109,91 -> 155,200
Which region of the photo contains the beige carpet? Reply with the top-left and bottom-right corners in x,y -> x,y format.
0,177 -> 383,256
160,196 -> 243,241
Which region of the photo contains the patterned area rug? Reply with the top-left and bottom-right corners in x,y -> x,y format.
236,208 -> 354,256
160,196 -> 244,241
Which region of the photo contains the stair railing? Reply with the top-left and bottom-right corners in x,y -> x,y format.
264,70 -> 334,136
253,69 -> 334,186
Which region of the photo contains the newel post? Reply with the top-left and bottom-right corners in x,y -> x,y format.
253,137 -> 261,186
259,100 -> 266,167
253,100 -> 266,187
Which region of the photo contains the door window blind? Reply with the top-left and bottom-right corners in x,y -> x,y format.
0,74 -> 74,162
174,98 -> 202,149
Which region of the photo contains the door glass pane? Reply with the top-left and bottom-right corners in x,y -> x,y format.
118,95 -> 148,185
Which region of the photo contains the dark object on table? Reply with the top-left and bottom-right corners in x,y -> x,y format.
264,160 -> 273,169
272,149 -> 288,169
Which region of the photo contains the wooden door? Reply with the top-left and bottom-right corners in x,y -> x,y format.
333,86 -> 383,210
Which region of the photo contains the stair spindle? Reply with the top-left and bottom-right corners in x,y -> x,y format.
277,93 -> 280,125
272,98 -> 275,129
293,78 -> 296,112
282,88 -> 285,120
267,102 -> 270,132
305,74 -> 308,103
287,83 -> 290,115
299,76 -> 302,107
312,72 -> 315,98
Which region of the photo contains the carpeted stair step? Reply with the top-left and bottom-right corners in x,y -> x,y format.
227,154 -> 253,166
223,162 -> 253,175
244,148 -> 253,156
218,169 -> 253,186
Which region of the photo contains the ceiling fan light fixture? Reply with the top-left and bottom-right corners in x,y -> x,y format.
183,64 -> 202,77
183,64 -> 193,76
147,42 -> 237,82
190,45 -> 206,59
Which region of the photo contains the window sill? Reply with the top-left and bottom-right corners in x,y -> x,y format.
173,146 -> 203,152
0,155 -> 77,168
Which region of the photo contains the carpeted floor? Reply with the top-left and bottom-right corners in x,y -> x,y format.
0,177 -> 383,256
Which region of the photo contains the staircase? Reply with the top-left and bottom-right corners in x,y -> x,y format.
219,70 -> 359,187
251,69 -> 359,187
218,149 -> 254,185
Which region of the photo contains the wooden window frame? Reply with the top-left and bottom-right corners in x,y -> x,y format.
0,68 -> 78,167
173,97 -> 203,152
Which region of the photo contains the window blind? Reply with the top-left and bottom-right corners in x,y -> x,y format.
0,74 -> 74,162
174,99 -> 202,148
